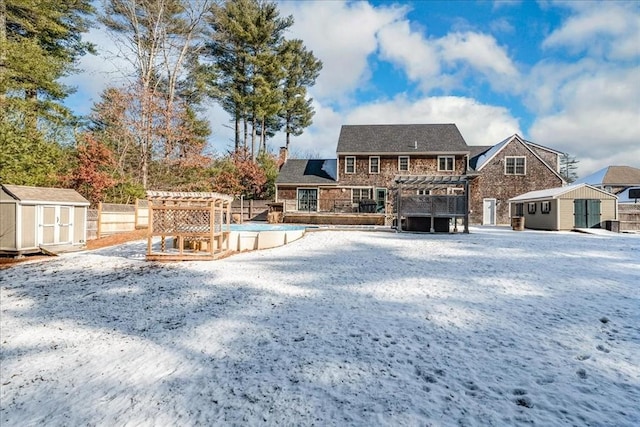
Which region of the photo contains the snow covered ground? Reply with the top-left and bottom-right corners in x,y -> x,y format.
1,227 -> 639,426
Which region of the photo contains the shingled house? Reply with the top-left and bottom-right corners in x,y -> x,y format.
275,124 -> 565,231
468,134 -> 565,225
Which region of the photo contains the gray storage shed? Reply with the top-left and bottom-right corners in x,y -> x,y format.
0,184 -> 90,256
509,183 -> 618,231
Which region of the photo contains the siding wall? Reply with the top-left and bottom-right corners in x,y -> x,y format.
0,203 -> 16,249
470,140 -> 564,225
338,155 -> 466,188
520,199 -> 559,230
21,205 -> 36,248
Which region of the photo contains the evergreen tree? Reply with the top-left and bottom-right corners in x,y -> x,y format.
203,0 -> 294,155
1,0 -> 94,126
278,39 -> 322,150
560,153 -> 579,183
0,0 -> 94,186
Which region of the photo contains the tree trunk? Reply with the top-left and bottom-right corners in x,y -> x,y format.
0,0 -> 6,117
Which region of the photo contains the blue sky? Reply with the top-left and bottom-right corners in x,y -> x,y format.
65,0 -> 640,177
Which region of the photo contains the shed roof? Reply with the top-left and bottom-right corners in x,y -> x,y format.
509,183 -> 616,202
275,159 -> 338,185
1,184 -> 90,205
336,124 -> 469,154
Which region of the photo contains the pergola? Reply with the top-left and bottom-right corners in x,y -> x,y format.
146,191 -> 234,261
394,175 -> 470,233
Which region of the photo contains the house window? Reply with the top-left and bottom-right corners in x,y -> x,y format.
352,188 -> 372,203
505,156 -> 526,175
438,156 -> 455,171
369,156 -> 380,174
398,156 -> 409,172
528,202 -> 536,214
417,189 -> 431,195
541,201 -> 551,214
345,156 -> 355,174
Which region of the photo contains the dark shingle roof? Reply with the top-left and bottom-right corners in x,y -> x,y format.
275,159 -> 337,185
336,124 -> 469,154
2,184 -> 90,204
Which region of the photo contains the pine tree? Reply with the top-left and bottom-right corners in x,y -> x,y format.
278,39 -> 322,150
560,153 -> 579,183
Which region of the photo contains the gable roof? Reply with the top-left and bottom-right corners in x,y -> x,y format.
522,140 -> 564,156
573,166 -> 640,187
470,134 -> 565,182
509,183 -> 616,202
336,124 -> 469,154
275,159 -> 337,185
1,184 -> 90,205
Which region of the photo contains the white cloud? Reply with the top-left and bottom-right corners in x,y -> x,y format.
260,95 -> 523,159
377,20 -> 441,91
344,95 -> 521,147
279,1 -> 406,102
542,3 -> 640,60
438,31 -> 519,79
529,67 -> 640,176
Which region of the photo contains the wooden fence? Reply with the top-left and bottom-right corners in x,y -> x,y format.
87,199 -> 149,240
619,204 -> 640,232
87,198 -> 271,240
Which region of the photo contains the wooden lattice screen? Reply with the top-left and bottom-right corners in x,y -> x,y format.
146,191 -> 233,261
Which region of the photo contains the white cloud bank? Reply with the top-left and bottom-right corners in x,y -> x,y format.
63,1 -> 639,177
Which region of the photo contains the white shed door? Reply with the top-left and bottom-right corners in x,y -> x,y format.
40,206 -> 73,245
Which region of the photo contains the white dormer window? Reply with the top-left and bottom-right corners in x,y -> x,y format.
345,156 -> 355,174
369,156 -> 380,174
505,156 -> 526,175
438,156 -> 454,171
398,156 -> 409,172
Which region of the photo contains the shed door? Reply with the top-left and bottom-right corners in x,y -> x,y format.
574,199 -> 601,228
41,206 -> 57,244
40,206 -> 73,245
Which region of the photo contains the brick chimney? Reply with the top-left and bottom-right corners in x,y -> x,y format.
278,146 -> 288,168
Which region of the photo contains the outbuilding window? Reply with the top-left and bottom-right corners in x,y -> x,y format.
541,201 -> 551,214
528,202 -> 536,214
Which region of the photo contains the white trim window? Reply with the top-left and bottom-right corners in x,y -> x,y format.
345,156 -> 355,174
417,189 -> 431,195
438,156 -> 454,171
369,156 -> 380,174
528,202 -> 536,214
398,156 -> 409,172
352,188 -> 372,203
505,156 -> 526,175
541,201 -> 551,214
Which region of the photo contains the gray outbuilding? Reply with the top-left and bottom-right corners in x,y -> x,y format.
0,184 -> 90,256
509,183 -> 618,231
